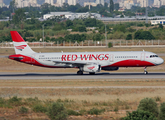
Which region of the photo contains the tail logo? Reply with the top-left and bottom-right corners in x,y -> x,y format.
15,45 -> 27,51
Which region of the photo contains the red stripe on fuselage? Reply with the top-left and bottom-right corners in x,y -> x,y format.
108,59 -> 155,67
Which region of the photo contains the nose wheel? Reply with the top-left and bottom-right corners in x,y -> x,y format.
144,67 -> 148,74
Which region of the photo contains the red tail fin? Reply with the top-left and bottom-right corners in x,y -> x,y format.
10,31 -> 25,42
10,31 -> 35,54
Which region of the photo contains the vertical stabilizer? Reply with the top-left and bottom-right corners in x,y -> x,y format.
10,31 -> 35,55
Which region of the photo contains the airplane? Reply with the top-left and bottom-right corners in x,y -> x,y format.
8,31 -> 164,75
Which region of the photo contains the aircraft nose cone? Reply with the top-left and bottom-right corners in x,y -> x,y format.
158,58 -> 164,65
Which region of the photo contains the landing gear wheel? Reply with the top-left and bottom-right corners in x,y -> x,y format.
144,67 -> 148,74
89,72 -> 95,75
77,71 -> 83,75
144,71 -> 148,74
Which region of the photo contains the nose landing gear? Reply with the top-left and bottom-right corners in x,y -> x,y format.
144,67 -> 148,74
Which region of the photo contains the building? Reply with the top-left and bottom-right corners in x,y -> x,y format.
56,0 -> 66,7
96,0 -> 104,6
124,0 -> 134,9
15,0 -> 22,8
153,0 -> 161,7
15,0 -> 40,8
153,0 -> 165,7
119,0 -> 134,9
151,19 -> 165,25
0,0 -> 4,7
137,0 -> 148,7
43,12 -> 101,20
84,2 -> 97,7
45,0 -> 54,5
68,0 -> 76,6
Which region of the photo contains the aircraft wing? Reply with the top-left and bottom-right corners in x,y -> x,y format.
46,60 -> 96,67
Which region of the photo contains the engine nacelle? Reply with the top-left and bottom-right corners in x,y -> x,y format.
83,64 -> 101,72
102,67 -> 119,71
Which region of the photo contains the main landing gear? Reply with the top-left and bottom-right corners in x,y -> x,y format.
77,67 -> 83,75
144,67 -> 148,74
77,71 -> 83,75
77,67 -> 96,75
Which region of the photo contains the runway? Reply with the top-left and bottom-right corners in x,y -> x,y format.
0,72 -> 165,80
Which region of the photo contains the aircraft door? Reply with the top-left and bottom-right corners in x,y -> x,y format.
141,53 -> 145,61
109,54 -> 114,62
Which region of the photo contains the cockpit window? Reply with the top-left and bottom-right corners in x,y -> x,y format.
150,55 -> 158,58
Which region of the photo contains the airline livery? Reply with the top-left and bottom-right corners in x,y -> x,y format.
9,31 -> 164,75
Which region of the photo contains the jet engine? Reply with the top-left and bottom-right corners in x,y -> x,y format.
102,67 -> 119,71
83,64 -> 101,72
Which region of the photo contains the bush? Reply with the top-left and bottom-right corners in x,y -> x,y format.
114,106 -> 119,113
122,110 -> 157,120
108,42 -> 113,48
47,102 -> 68,120
0,97 -> 12,108
159,102 -> 165,120
67,109 -> 81,116
154,96 -> 161,102
19,106 -> 28,114
8,96 -> 22,106
33,104 -> 47,113
137,98 -> 158,117
87,108 -> 105,115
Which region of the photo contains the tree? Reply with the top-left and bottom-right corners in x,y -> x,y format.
159,102 -> 165,120
114,3 -> 119,10
122,110 -> 157,120
78,26 -> 86,32
110,0 -> 114,13
134,30 -> 155,40
93,33 -> 102,41
12,8 -> 26,24
66,20 -> 73,28
137,98 -> 158,117
52,24 -> 63,31
9,0 -> 16,13
159,24 -> 163,29
84,18 -> 97,27
126,34 -> 132,40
